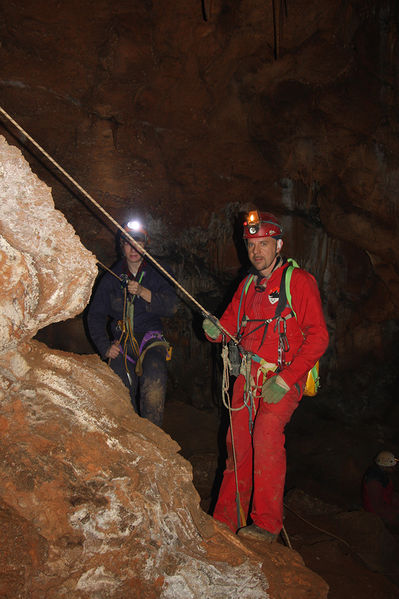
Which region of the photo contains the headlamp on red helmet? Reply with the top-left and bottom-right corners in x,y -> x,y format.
243,210 -> 283,239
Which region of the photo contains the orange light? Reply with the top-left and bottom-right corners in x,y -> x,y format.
247,210 -> 260,224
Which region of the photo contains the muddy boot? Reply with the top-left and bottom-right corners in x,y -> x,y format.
237,524 -> 278,542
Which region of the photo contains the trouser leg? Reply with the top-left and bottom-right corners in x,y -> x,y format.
139,345 -> 167,427
251,385 -> 301,534
108,354 -> 138,412
213,375 -> 254,532
214,365 -> 303,535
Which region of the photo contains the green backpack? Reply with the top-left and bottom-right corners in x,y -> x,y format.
283,260 -> 320,396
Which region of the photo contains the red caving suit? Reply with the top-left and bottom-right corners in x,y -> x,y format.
209,260 -> 329,534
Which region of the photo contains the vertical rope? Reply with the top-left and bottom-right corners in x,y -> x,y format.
221,341 -> 246,529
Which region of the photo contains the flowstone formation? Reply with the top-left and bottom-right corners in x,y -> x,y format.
0,135 -> 328,598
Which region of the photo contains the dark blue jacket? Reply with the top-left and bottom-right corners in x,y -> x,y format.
87,258 -> 177,358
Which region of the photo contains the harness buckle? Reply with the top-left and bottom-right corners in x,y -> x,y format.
120,273 -> 129,289
276,316 -> 290,368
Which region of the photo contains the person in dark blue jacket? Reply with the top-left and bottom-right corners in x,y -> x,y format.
87,219 -> 177,426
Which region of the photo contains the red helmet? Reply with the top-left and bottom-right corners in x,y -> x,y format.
243,210 -> 283,239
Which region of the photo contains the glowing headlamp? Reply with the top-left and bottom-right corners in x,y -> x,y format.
245,210 -> 260,235
126,220 -> 142,232
121,219 -> 148,245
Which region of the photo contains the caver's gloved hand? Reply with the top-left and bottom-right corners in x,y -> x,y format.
262,375 -> 290,404
202,317 -> 221,340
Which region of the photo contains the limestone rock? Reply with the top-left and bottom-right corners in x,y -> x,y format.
0,341 -> 271,598
0,135 -> 98,352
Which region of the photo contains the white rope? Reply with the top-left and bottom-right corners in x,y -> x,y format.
221,345 -> 250,413
220,340 -> 246,527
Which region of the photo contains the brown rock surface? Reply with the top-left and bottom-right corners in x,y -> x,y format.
0,136 -> 98,351
0,136 -> 328,597
0,340 -> 268,598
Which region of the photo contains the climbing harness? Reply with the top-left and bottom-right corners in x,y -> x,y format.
95,257 -> 171,386
234,259 -> 320,398
134,331 -> 171,376
110,264 -> 172,386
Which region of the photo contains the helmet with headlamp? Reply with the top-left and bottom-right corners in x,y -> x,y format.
375,451 -> 399,468
243,210 -> 283,240
121,219 -> 149,245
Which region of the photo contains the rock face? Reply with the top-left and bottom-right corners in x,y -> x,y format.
0,341 -> 268,598
0,138 -> 328,597
0,136 -> 98,352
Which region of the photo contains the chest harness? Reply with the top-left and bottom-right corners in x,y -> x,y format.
114,263 -> 171,387
225,261 -> 296,429
225,259 -> 319,427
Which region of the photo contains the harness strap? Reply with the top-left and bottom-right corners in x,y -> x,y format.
235,263 -> 300,380
237,275 -> 255,334
239,317 -> 275,341
135,340 -> 170,376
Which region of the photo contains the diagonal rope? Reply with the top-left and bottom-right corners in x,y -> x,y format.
0,105 -> 238,344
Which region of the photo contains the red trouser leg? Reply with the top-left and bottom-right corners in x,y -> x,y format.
251,385 -> 300,534
213,367 -> 302,534
213,374 -> 254,532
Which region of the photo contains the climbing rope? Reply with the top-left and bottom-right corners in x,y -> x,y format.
283,503 -> 350,548
221,343 -> 248,413
221,339 -> 246,528
97,260 -> 123,282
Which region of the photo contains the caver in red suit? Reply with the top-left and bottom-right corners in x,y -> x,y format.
362,451 -> 399,525
203,211 -> 329,539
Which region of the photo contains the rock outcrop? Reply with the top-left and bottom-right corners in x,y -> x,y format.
0,137 -> 98,351
0,136 -> 328,597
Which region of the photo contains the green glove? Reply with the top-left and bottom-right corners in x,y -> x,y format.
202,317 -> 221,340
262,376 -> 289,404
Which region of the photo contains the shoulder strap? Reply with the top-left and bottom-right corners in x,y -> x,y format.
285,258 -> 299,319
274,258 -> 299,319
274,265 -> 291,318
237,274 -> 255,333
285,266 -> 296,318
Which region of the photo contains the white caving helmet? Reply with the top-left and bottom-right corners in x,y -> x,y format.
375,451 -> 399,467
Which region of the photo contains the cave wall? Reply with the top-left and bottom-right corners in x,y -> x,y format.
1,0 -> 398,415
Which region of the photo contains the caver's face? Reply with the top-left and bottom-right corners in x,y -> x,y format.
247,237 -> 282,276
122,238 -> 145,271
